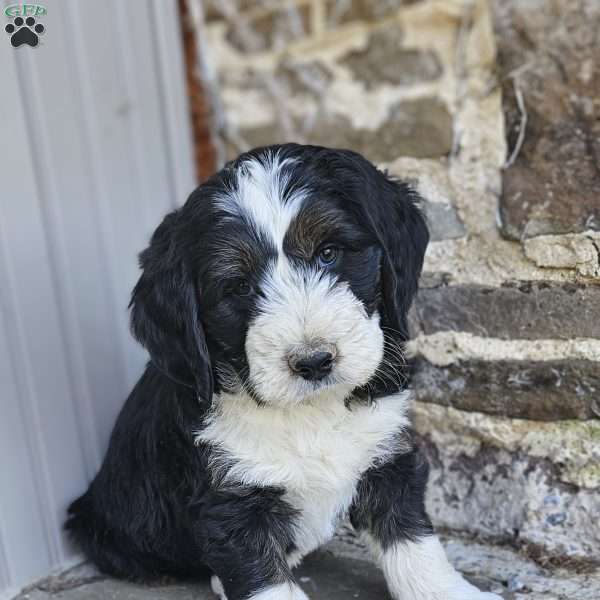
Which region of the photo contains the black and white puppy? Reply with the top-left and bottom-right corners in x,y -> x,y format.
67,144 -> 499,600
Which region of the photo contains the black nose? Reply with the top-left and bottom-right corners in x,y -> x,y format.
289,351 -> 334,381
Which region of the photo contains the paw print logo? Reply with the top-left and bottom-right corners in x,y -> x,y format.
5,16 -> 45,47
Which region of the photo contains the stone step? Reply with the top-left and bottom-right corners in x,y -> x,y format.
13,532 -> 600,600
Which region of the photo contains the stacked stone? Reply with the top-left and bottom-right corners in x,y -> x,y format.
201,0 -> 599,562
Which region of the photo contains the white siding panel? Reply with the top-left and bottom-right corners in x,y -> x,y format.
0,1 -> 196,596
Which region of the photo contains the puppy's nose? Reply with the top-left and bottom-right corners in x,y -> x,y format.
289,351 -> 334,381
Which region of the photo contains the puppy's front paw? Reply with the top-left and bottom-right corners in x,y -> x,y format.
380,537 -> 503,600
210,578 -> 309,600
442,581 -> 502,600
292,586 -> 309,600
244,583 -> 310,600
211,575 -> 227,600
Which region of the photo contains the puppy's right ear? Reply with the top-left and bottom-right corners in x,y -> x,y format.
129,211 -> 213,403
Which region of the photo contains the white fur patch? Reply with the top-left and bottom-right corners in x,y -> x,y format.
247,259 -> 384,406
211,577 -> 308,600
197,391 -> 410,561
211,575 -> 226,599
365,534 -> 502,600
216,152 -> 305,251
249,583 -> 309,600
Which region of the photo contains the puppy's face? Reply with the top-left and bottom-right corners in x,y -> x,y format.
199,155 -> 385,406
130,145 -> 428,406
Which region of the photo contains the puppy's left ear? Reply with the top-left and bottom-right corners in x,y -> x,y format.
362,168 -> 429,340
129,211 -> 213,402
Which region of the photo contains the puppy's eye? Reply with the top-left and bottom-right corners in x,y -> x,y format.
317,245 -> 339,267
233,279 -> 252,297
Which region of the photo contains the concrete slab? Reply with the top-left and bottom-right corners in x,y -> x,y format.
13,532 -> 600,600
15,551 -> 389,600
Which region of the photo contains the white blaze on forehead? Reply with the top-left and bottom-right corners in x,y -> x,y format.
216,152 -> 306,251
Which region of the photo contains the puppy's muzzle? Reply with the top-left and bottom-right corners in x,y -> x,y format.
287,343 -> 338,381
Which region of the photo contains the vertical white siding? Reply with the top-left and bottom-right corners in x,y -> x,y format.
0,1 -> 196,596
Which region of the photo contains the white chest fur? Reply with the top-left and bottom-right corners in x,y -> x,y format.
196,391 -> 410,559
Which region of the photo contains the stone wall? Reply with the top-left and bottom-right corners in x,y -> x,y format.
197,0 -> 600,562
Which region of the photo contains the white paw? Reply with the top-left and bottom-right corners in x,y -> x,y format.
210,578 -> 309,600
248,583 -> 309,599
441,581 -> 502,600
379,537 -> 503,600
292,585 -> 309,600
211,575 -> 227,600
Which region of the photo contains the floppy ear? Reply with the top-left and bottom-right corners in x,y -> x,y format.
370,173 -> 429,340
345,158 -> 428,341
129,211 -> 213,403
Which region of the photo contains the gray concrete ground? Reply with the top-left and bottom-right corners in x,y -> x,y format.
14,532 -> 600,600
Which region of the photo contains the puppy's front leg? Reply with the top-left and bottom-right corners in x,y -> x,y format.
198,487 -> 308,600
350,447 -> 501,600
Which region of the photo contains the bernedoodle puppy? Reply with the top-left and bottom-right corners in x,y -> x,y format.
67,144 -> 500,600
